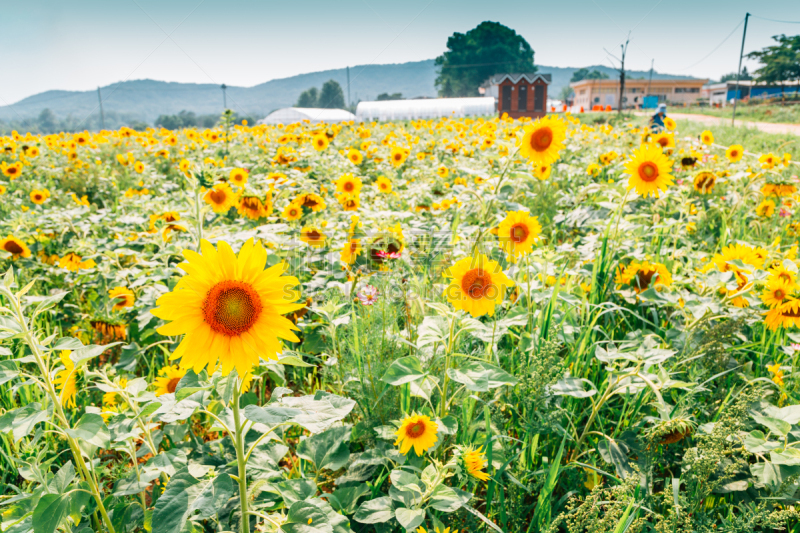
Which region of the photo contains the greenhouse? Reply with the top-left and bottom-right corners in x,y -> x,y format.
355,97 -> 496,121
258,107 -> 356,125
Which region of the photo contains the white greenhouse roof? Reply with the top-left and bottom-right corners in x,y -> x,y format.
258,108 -> 356,125
356,97 -> 496,122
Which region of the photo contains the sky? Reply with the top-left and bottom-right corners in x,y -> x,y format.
2,0 -> 799,105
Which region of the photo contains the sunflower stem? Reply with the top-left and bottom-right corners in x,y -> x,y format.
231,379 -> 250,533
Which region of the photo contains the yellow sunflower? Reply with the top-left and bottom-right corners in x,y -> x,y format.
664,117 -> 677,131
340,239 -> 362,265
444,253 -> 514,317
761,278 -> 793,309
238,195 -> 271,220
756,199 -> 776,218
765,299 -> 800,331
282,203 -> 303,221
437,166 -> 449,178
726,144 -> 744,163
462,446 -> 490,481
229,168 -> 249,188
204,182 -> 238,214
586,163 -> 601,177
693,171 -> 716,194
0,235 -> 32,259
300,226 -> 326,247
768,264 -> 797,289
30,188 -> 50,205
151,239 -> 303,377
53,350 -> 77,408
347,149 -> 363,165
335,173 -> 362,196
59,253 -> 96,271
394,414 -> 438,455
700,130 -> 714,145
134,161 -> 145,173
154,365 -> 186,396
497,211 -> 541,260
624,144 -> 674,198
651,132 -> 675,152
296,193 -> 326,212
518,115 -> 567,165
375,176 -> 392,194
109,286 -> 135,311
312,134 -> 329,151
615,260 -> 673,293
390,146 -> 408,167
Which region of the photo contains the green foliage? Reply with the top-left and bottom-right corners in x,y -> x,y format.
297,87 -> 319,108
319,80 -> 347,109
376,93 -> 403,101
435,21 -> 535,97
570,68 -> 609,83
747,34 -> 800,87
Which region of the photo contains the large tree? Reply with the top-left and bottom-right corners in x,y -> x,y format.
296,87 -> 318,108
318,80 -> 346,109
435,21 -> 535,97
570,68 -> 609,83
747,34 -> 800,93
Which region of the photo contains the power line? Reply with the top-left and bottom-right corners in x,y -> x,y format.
751,14 -> 800,24
679,18 -> 744,71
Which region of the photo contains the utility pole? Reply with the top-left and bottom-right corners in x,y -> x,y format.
97,87 -> 105,130
221,84 -> 227,110
346,66 -> 351,108
604,32 -> 630,116
732,13 -> 750,127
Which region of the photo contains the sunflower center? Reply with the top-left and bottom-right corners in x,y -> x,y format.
208,190 -> 227,205
306,230 -> 322,242
782,306 -> 800,318
461,268 -> 493,299
779,273 -> 792,283
657,138 -> 668,147
636,269 -> 655,289
510,223 -> 529,244
638,161 -> 659,182
775,289 -> 786,300
202,280 -> 263,336
166,377 -> 181,393
731,150 -> 739,157
4,240 -> 23,254
530,127 -> 553,152
405,420 -> 427,438
344,182 -> 354,192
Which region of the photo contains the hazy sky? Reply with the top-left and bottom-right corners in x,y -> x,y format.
2,0 -> 799,104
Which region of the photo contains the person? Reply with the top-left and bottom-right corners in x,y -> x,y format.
649,103 -> 667,132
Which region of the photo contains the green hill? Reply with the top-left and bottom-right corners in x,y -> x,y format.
0,60 -> 697,127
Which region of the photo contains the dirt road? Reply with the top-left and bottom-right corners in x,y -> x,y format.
634,111 -> 800,136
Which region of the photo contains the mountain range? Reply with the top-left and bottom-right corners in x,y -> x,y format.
0,60 -> 699,125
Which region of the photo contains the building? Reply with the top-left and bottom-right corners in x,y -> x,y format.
480,73 -> 551,119
570,78 -> 708,110
702,80 -> 800,106
355,97 -> 495,122
258,108 -> 355,125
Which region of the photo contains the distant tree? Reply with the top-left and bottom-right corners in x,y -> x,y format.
558,86 -> 574,103
38,109 -> 57,132
318,80 -> 346,109
719,67 -> 752,82
570,68 -> 609,83
376,93 -> 403,101
296,87 -> 319,108
748,35 -> 800,95
435,21 -> 535,97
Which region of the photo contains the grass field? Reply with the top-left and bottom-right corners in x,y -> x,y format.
2,111 -> 800,533
682,101 -> 800,124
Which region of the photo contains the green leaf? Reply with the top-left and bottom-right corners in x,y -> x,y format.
70,343 -> 123,365
190,472 -> 234,520
753,415 -> 791,437
326,484 -> 370,515
549,375 -> 598,398
282,501 -> 333,533
152,467 -> 215,533
175,369 -> 211,401
353,496 -> 395,524
32,494 -> 70,533
278,356 -> 315,367
446,361 -> 517,392
273,478 -> 318,507
52,337 -> 84,351
297,425 -> 351,472
395,508 -> 425,531
0,360 -> 19,386
380,356 -> 425,386
428,484 -> 472,512
30,291 -> 69,316
246,392 -> 356,433
65,413 -> 110,449
0,403 -> 50,442
48,462 -> 75,494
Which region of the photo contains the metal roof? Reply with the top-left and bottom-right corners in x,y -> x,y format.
258,107 -> 356,125
356,97 -> 496,121
482,73 -> 552,86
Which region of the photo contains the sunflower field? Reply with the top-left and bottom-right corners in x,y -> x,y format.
1,109 -> 800,533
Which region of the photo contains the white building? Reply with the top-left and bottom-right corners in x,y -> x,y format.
355,97 -> 496,122
258,108 -> 356,125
